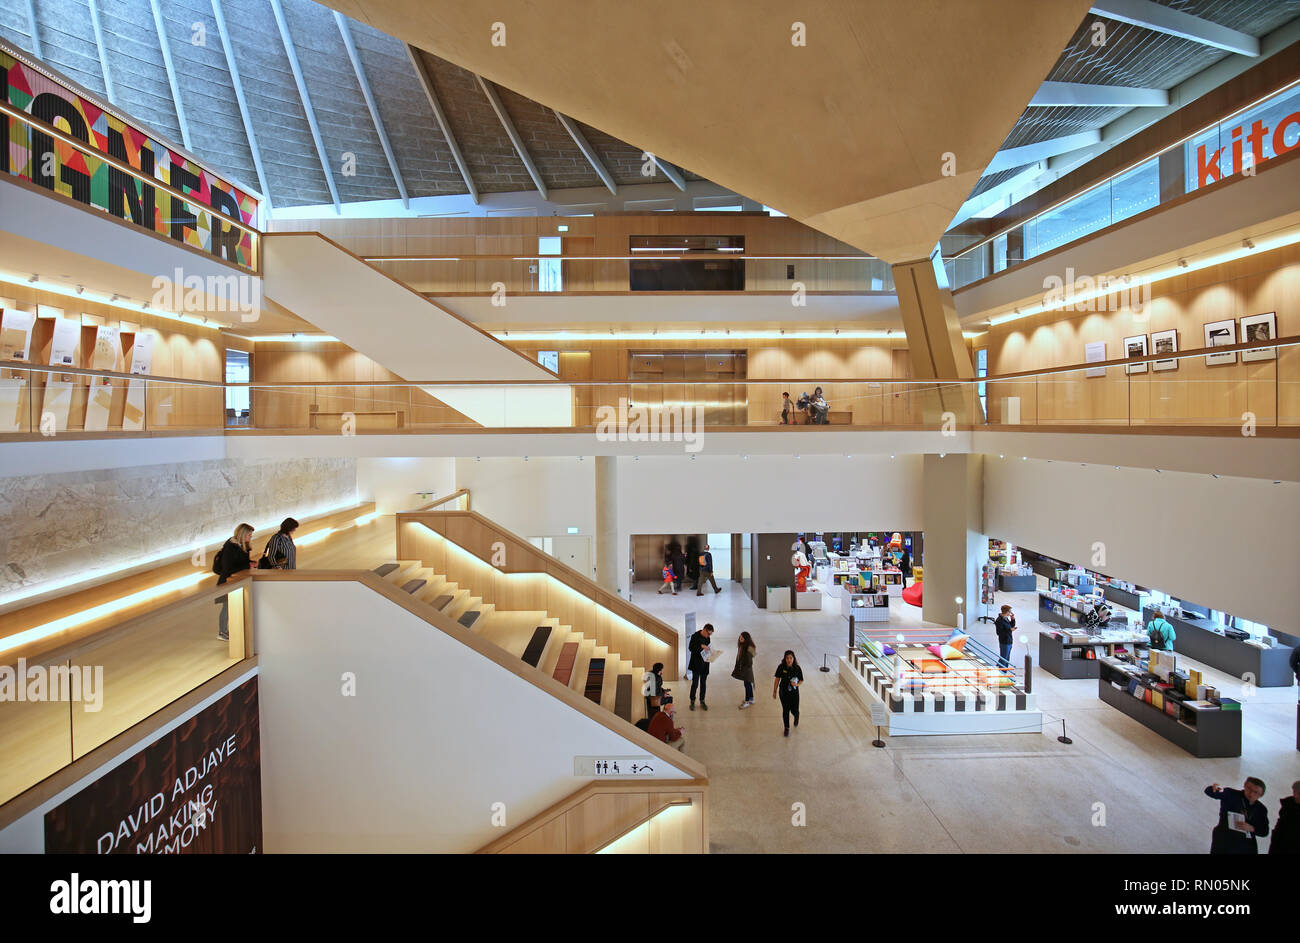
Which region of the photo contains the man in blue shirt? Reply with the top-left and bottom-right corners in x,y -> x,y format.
1205,778 -> 1270,853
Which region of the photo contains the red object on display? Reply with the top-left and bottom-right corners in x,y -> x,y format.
795,565 -> 810,592
902,582 -> 923,607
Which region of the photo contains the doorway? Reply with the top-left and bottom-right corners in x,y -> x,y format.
225,349 -> 250,427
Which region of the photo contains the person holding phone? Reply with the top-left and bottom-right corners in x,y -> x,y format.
773,650 -> 804,737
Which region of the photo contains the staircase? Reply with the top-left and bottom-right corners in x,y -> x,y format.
373,559 -> 651,726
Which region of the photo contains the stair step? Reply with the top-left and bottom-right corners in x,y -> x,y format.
614,675 -> 633,721
584,658 -> 606,703
401,579 -> 426,595
430,594 -> 453,611
458,610 -> 481,628
521,626 -> 552,667
373,563 -> 399,578
553,642 -> 580,686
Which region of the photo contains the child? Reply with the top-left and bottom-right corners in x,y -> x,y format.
656,555 -> 677,594
781,392 -> 793,424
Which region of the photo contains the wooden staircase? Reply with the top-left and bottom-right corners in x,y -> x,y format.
372,561 -> 650,726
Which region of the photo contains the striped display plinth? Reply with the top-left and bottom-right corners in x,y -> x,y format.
840,647 -> 1042,736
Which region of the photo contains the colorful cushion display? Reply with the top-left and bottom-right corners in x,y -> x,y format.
860,639 -> 881,657
882,646 -> 896,656
940,644 -> 965,660
946,632 -> 969,650
927,644 -> 942,657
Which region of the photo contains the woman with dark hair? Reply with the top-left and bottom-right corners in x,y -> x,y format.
731,631 -> 756,708
772,650 -> 804,736
263,517 -> 299,570
645,662 -> 667,719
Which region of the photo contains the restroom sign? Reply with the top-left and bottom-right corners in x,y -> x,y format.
574,756 -> 658,777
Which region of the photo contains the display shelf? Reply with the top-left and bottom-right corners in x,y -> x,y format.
872,569 -> 904,597
1037,591 -> 1089,629
1097,661 -> 1241,757
1142,606 -> 1296,688
843,591 -> 889,622
1039,631 -> 1149,679
999,571 -> 1036,592
1102,583 -> 1145,611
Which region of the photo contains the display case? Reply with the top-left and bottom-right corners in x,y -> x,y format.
1141,605 -> 1296,687
1038,590 -> 1090,629
843,591 -> 889,622
872,569 -> 904,597
1039,630 -> 1149,679
1097,658 -> 1242,757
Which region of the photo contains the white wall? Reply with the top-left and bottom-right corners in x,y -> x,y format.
985,458 -> 1300,629
455,456 -> 596,537
254,580 -> 689,853
356,457 -> 456,514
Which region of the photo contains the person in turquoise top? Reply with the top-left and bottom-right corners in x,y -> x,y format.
1147,612 -> 1176,651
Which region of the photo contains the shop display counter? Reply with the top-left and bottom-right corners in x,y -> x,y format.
843,591 -> 889,622
872,570 -> 904,597
1102,583 -> 1145,611
1039,630 -> 1148,679
999,571 -> 1036,592
1097,659 -> 1242,757
1142,606 -> 1296,687
1038,591 -> 1090,629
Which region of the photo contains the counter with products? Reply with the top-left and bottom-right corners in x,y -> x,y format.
843,590 -> 889,622
1039,629 -> 1149,679
1101,581 -> 1146,612
1097,654 -> 1241,757
1037,590 -> 1092,629
999,565 -> 1036,592
1142,606 -> 1295,687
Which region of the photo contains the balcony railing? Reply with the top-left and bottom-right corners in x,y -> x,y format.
1,335 -> 1295,437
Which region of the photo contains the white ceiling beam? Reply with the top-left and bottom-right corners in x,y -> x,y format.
949,161 -> 1047,229
211,0 -> 273,212
86,0 -> 116,103
984,130 -> 1101,174
269,0 -> 341,214
334,12 -> 409,210
1090,0 -> 1259,56
554,111 -> 617,195
148,0 -> 193,150
406,44 -> 479,204
22,0 -> 41,59
1029,81 -> 1168,108
651,155 -> 686,191
475,74 -> 548,199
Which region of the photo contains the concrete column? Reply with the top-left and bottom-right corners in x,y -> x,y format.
920,453 -> 985,629
594,455 -> 619,594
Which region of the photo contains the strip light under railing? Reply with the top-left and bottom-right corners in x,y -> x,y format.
0,271 -> 223,330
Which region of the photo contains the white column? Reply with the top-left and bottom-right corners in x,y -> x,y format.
594,455 -> 619,594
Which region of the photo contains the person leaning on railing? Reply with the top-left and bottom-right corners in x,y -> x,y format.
261,518 -> 299,570
212,523 -> 254,642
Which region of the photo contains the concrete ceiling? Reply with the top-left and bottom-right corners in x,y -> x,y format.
325,0 -> 1092,263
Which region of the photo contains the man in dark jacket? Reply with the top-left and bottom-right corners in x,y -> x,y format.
687,623 -> 714,710
994,605 -> 1016,667
670,547 -> 687,593
1206,778 -> 1270,853
1270,781 -> 1299,854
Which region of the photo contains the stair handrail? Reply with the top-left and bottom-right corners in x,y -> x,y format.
396,509 -> 681,655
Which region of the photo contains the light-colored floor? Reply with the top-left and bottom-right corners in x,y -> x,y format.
631,575 -> 1298,854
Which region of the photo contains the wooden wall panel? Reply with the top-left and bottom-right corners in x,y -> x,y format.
982,241 -> 1300,426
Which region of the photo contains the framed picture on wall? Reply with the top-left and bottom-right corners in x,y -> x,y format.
1151,329 -> 1178,371
1203,319 -> 1236,366
1123,334 -> 1148,374
1084,341 -> 1107,378
1240,312 -> 1276,362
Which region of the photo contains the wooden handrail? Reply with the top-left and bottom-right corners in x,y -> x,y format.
398,509 -> 681,656
413,488 -> 470,512
475,777 -> 709,854
256,569 -> 706,779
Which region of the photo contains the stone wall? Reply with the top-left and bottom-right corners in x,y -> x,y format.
0,457 -> 357,603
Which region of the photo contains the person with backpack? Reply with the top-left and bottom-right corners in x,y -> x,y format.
687,622 -> 714,710
772,650 -> 804,736
212,523 -> 254,641
696,544 -> 720,595
731,631 -> 756,708
656,553 -> 677,595
1147,611 -> 1176,651
261,517 -> 299,570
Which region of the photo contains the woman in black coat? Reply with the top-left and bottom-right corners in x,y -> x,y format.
213,523 -> 254,642
1271,782 -> 1300,854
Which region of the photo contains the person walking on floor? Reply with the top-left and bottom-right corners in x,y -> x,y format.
1206,778 -> 1269,853
670,545 -> 687,593
1269,780 -> 1299,854
1146,610 -> 1176,651
995,604 -> 1016,668
899,548 -> 913,588
773,650 -> 804,736
687,622 -> 714,710
696,544 -> 720,595
657,553 -> 678,594
262,517 -> 299,570
212,523 -> 254,641
731,631 -> 756,708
